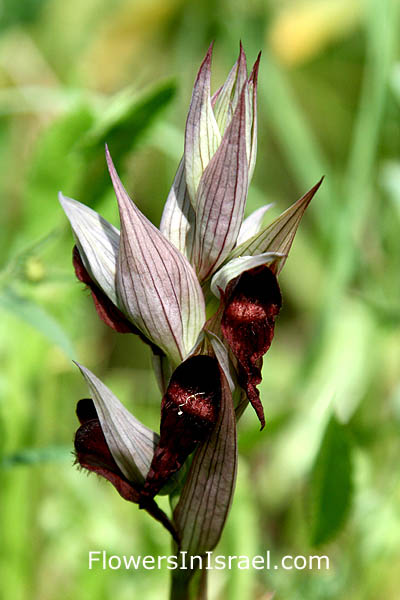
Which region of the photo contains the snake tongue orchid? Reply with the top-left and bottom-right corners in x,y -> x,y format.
60,44 -> 321,553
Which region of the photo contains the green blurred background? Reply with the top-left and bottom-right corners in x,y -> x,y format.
1,0 -> 400,598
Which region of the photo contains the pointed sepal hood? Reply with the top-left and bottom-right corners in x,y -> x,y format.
107,146 -> 206,365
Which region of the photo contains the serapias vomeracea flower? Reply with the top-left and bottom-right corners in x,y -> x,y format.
60,43 -> 322,551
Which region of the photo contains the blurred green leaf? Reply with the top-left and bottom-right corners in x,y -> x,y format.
308,415 -> 353,546
80,79 -> 177,154
357,294 -> 400,328
0,230 -> 59,283
0,86 -> 93,116
25,105 -> 94,240
0,0 -> 49,30
1,445 -> 72,468
0,288 -> 75,358
77,79 -> 177,204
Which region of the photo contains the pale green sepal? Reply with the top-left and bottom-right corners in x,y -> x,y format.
213,43 -> 247,135
210,252 -> 285,298
59,193 -> 119,305
76,362 -> 158,484
174,371 -> 237,555
247,53 -> 261,181
205,331 -> 235,393
159,159 -> 195,259
236,204 -> 273,245
228,179 -> 323,273
193,82 -> 250,281
106,146 -> 206,366
184,44 -> 221,206
151,354 -> 173,396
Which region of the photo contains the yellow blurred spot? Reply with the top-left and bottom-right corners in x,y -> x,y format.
25,256 -> 45,282
81,0 -> 181,91
268,0 -> 363,66
47,346 -> 71,373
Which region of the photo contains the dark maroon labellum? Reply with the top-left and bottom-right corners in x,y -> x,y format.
74,398 -> 178,540
221,265 -> 282,429
141,355 -> 221,501
73,246 -> 134,333
75,398 -> 142,503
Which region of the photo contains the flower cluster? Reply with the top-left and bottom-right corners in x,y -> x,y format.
60,43 -> 321,551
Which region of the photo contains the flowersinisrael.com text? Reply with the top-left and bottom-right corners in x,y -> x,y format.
88,551 -> 329,571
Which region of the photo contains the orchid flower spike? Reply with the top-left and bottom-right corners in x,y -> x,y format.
60,43 -> 322,549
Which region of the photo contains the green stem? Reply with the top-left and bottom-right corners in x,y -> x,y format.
170,571 -> 191,600
197,569 -> 208,600
169,569 -> 208,600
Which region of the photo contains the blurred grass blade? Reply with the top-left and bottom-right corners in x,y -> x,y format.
325,0 -> 399,298
308,415 -> 353,546
331,0 -> 399,288
0,289 -> 75,358
346,0 -> 398,204
260,53 -> 331,234
174,372 -> 237,554
304,0 -> 400,370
